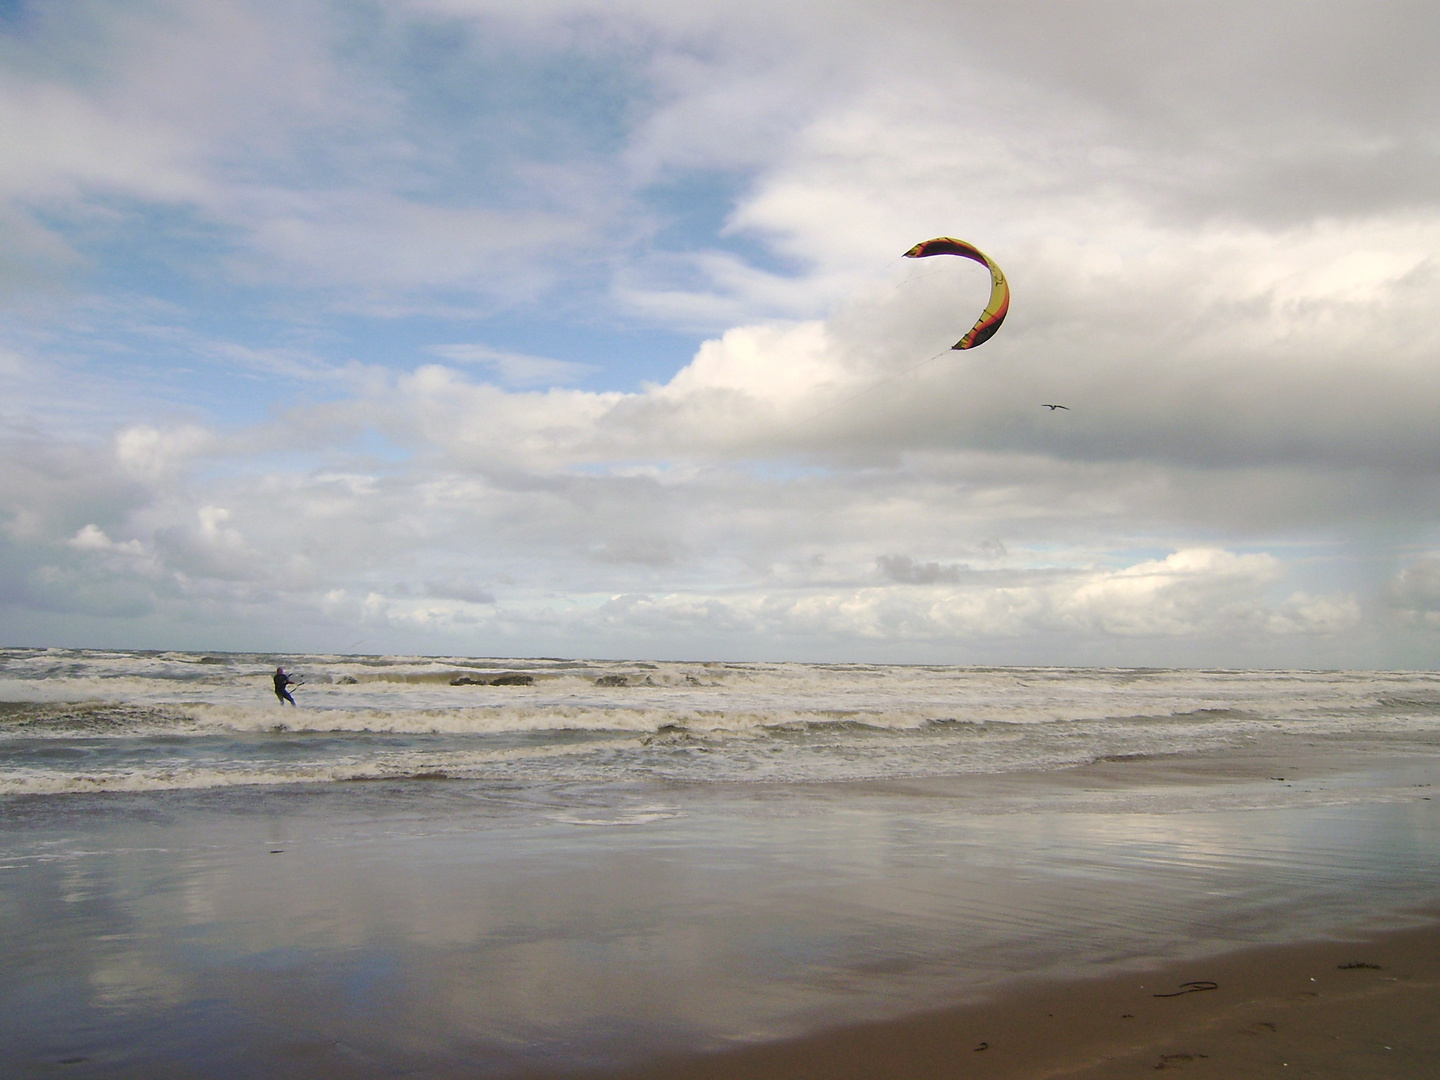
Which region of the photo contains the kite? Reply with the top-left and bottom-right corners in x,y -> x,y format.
902,238 -> 1009,350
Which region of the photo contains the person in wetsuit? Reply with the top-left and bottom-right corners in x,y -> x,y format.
273,666 -> 297,706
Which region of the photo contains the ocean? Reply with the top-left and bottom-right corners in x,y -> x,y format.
3,649 -> 1439,1077
4,648 -> 1439,795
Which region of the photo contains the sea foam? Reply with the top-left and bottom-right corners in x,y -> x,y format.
2,648 -> 1438,795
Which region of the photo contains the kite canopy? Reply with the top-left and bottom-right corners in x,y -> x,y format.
902,238 -> 1009,350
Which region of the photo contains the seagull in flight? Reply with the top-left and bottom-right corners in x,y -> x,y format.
1041,403 -> 1069,411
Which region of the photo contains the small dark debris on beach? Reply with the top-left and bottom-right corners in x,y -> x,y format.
269,849 -> 284,854
1337,961 -> 1382,970
1154,980 -> 1218,997
1155,1052 -> 1208,1069
972,1041 -> 988,1052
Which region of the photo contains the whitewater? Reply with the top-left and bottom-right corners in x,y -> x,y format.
5,647 -> 1440,1077
4,647 -> 1439,797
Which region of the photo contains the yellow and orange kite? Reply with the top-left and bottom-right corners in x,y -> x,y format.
902,238 -> 1009,350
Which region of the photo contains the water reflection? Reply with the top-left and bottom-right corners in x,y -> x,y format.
2,767 -> 1438,1078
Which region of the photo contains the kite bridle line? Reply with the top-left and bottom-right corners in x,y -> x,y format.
783,346 -> 954,438
889,264 -> 957,291
780,238 -> 1005,438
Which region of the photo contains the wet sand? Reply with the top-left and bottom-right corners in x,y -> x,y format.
2,739 -> 1437,1078
585,912 -> 1440,1080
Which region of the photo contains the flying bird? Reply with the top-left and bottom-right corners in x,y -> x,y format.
1041,404 -> 1069,410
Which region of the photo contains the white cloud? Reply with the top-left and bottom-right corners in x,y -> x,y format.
0,1 -> 1438,664
1053,549 -> 1283,637
234,197 -> 583,307
67,523 -> 145,557
115,425 -> 213,483
1386,558 -> 1440,630
452,545 -> 1357,657
425,579 -> 497,605
429,344 -> 596,387
878,555 -> 963,586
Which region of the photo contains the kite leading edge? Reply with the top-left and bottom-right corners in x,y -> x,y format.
902,238 -> 1009,350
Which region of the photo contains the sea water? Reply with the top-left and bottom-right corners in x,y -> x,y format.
3,647 -> 1439,796
2,649 -> 1439,1077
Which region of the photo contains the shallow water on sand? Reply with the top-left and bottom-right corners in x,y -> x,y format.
2,749 -> 1438,1078
5,652 -> 1440,1075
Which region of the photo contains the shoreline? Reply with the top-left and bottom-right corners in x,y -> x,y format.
3,723 -> 1437,1078
579,909 -> 1440,1079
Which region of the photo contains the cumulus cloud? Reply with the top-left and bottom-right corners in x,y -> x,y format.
115,425 -> 213,483
0,1 -> 1436,664
425,579 -> 497,605
1386,558 -> 1440,630
877,555 -> 963,585
67,524 -> 145,556
493,546 -> 1358,661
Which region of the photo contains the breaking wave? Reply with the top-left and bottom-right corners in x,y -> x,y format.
2,649 -> 1439,795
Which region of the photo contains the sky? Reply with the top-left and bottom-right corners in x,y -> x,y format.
2,0 -> 1439,666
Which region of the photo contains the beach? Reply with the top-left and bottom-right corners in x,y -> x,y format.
597,915 -> 1440,1079
2,651 -> 1439,1077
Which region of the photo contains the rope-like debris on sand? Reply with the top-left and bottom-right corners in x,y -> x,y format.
1154,980 -> 1219,997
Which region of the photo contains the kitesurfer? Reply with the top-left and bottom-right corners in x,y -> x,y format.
273,666 -> 298,706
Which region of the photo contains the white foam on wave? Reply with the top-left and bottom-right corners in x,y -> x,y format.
8,695 -> 1440,744
6,654 -> 1438,728
0,733 -> 652,795
4,650 -> 1440,795
547,805 -> 684,827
